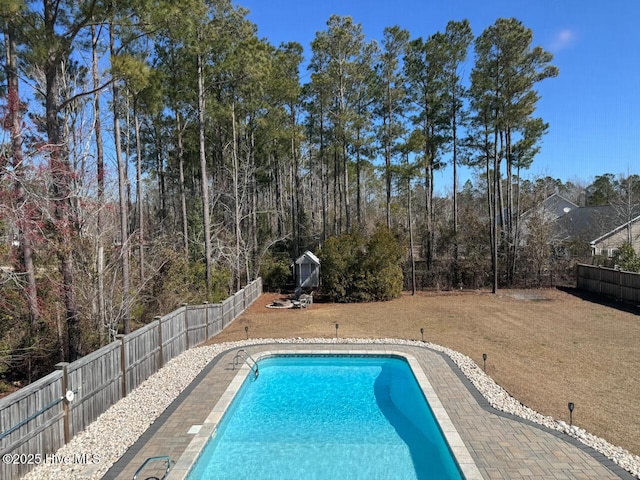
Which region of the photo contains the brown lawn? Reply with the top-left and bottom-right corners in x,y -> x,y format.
207,288 -> 640,457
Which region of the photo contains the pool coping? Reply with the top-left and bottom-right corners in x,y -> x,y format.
166,349 -> 484,480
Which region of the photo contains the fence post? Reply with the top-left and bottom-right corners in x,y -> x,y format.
182,303 -> 190,350
155,316 -> 163,370
55,362 -> 71,444
203,302 -> 209,341
598,266 -> 602,295
577,264 -> 582,289
117,335 -> 127,397
618,269 -> 623,301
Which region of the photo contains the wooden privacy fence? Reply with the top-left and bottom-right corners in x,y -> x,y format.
0,278 -> 262,480
576,264 -> 640,304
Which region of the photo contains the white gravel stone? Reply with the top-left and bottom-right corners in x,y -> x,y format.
21,338 -> 640,479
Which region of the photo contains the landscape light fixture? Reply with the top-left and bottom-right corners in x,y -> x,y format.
568,402 -> 575,426
420,327 -> 424,342
245,326 -> 249,339
482,353 -> 487,372
335,323 -> 339,339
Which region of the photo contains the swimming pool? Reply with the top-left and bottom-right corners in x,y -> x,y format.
171,350 -> 481,480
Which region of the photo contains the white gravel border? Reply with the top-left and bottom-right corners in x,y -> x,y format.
22,338 -> 640,480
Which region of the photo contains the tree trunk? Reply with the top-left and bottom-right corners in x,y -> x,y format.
198,53 -> 213,292
4,25 -> 40,325
492,118 -> 499,293
408,165 -> 416,295
289,103 -> 302,256
43,1 -> 82,359
176,113 -> 189,259
91,23 -> 105,345
452,96 -> 459,284
47,90 -> 81,359
110,23 -> 131,334
356,128 -> 362,226
425,159 -> 433,271
333,148 -> 339,234
155,123 -> 166,222
384,115 -> 392,229
424,122 -> 436,272
505,127 -> 514,283
274,154 -> 284,237
134,102 -> 145,283
343,141 -> 351,233
231,101 -> 242,290
319,103 -> 327,243
513,162 -> 522,282
251,130 -> 258,279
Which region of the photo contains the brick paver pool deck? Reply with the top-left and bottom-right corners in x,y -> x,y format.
103,343 -> 633,480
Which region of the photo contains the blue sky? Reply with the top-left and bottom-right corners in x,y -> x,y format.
237,0 -> 640,191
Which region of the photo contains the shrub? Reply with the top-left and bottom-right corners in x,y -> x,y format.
615,242 -> 640,272
320,225 -> 403,302
260,253 -> 292,292
142,250 -> 230,321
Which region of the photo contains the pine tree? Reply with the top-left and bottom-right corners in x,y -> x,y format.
470,18 -> 558,289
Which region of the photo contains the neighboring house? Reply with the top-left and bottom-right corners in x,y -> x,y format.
519,193 -> 578,245
535,192 -> 579,218
526,193 -> 640,258
554,205 -> 640,257
586,211 -> 640,257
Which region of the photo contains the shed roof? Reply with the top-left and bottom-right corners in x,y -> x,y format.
295,250 -> 320,265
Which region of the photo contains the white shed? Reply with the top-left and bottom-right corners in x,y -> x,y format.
295,251 -> 320,289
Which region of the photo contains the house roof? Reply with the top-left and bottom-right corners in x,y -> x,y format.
295,250 -> 320,265
592,213 -> 640,244
541,193 -> 578,218
522,192 -> 578,220
554,205 -> 640,244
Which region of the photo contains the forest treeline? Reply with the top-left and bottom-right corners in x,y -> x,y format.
0,0 -> 637,386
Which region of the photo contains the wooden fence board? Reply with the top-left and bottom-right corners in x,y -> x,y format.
221,297 -> 233,328
233,289 -> 244,319
67,342 -> 121,438
207,304 -> 223,339
577,264 -> 640,304
186,306 -> 207,346
0,371 -> 65,480
161,308 -> 187,363
0,278 -> 262,479
124,322 -> 160,394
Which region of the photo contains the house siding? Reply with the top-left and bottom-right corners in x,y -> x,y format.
593,220 -> 640,257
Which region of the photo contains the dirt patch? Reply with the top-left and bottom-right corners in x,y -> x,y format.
503,290 -> 553,301
206,288 -> 640,457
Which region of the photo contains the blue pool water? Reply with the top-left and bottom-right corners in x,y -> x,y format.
187,355 -> 463,479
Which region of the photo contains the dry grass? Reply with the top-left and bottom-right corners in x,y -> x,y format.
207,288 -> 640,456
